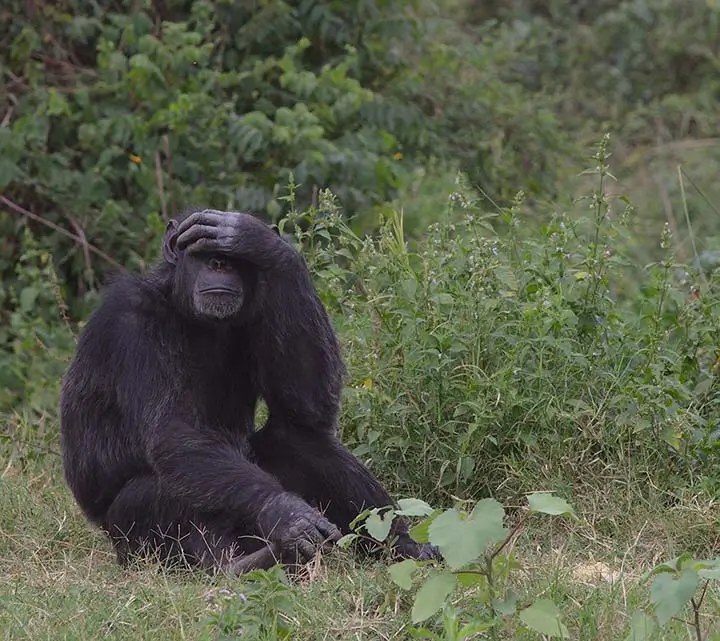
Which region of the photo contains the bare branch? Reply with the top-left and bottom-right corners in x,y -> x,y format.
0,195 -> 124,271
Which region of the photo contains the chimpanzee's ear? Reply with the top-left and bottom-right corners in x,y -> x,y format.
163,219 -> 179,265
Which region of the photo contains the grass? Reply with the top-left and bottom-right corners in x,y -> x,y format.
2,467 -> 719,640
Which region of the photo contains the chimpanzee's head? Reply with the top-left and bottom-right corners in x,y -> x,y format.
162,219 -> 257,322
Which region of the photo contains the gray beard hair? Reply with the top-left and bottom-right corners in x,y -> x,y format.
194,293 -> 244,320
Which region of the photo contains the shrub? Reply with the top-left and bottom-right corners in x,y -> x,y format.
3,139 -> 719,504
289,139 -> 720,501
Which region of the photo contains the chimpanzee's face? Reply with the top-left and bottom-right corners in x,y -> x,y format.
162,217 -> 258,323
187,252 -> 247,320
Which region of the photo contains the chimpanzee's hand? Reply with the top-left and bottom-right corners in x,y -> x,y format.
175,210 -> 284,265
393,534 -> 441,562
257,492 -> 342,564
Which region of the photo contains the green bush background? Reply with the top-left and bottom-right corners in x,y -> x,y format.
2,0 -> 720,511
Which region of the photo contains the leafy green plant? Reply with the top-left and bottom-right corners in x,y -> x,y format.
0,0 -> 430,316
0,230 -> 75,471
344,493 -> 577,639
286,140 -> 716,504
201,565 -> 297,641
628,553 -> 720,641
1,0 -> 575,327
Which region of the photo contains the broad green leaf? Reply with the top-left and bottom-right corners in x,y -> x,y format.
411,572 -> 456,623
429,501 -> 507,570
527,493 -> 576,518
433,293 -> 454,306
469,498 -> 506,522
492,591 -> 519,616
456,572 -> 486,588
458,621 -> 495,636
625,611 -> 657,641
494,265 -> 518,290
389,559 -> 417,590
690,557 -> 720,579
409,511 -> 441,544
649,569 -> 699,626
647,552 -> 694,577
129,53 -> 165,82
396,498 -> 435,517
699,566 -> 720,580
0,157 -> 20,190
364,510 -> 394,542
427,510 -> 476,570
47,89 -> 71,116
399,278 -> 418,300
348,508 -> 372,531
336,533 -> 358,549
19,287 -> 39,313
519,599 -> 569,638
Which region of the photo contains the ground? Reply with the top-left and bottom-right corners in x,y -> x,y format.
2,470 -> 718,640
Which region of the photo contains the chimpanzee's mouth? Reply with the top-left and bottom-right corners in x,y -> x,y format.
200,287 -> 239,295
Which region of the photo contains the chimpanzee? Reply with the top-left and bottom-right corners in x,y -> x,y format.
60,209 -> 436,574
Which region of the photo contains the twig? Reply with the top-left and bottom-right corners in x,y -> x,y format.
690,580 -> 710,641
488,512 -> 531,562
1,104 -> 15,127
66,212 -> 94,288
0,195 -> 124,271
690,596 -> 703,641
48,258 -> 76,341
155,148 -> 168,221
652,169 -> 685,264
162,133 -> 175,217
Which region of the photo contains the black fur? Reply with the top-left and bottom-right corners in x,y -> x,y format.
60,209 -> 435,572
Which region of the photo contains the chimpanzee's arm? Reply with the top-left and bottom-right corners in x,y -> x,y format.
146,417 -> 281,514
255,262 -> 344,432
173,211 -> 439,562
175,210 -> 344,433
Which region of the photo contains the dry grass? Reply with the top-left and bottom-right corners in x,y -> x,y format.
1,472 -> 719,640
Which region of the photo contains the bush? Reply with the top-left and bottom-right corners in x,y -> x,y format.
0,0 -> 435,319
3,139 -> 719,499
1,0 -> 574,324
287,139 -> 720,501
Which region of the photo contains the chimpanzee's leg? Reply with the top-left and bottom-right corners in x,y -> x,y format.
101,474 -> 280,573
249,421 -> 392,532
249,419 -> 437,561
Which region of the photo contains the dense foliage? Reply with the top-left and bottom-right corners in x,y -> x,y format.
0,0 -> 570,315
3,0 -> 720,494
280,143 -> 720,505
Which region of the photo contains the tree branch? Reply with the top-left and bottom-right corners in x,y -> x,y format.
0,196 -> 124,271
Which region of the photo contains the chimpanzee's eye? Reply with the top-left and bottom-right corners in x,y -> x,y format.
208,256 -> 227,271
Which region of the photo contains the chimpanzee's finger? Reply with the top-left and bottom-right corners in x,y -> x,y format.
176,210 -> 223,237
226,545 -> 280,575
294,538 -> 318,563
315,518 -> 342,543
176,225 -> 219,250
177,211 -> 214,234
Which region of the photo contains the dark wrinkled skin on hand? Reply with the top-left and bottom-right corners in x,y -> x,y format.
394,536 -> 441,562
176,210 -> 274,256
258,492 -> 342,563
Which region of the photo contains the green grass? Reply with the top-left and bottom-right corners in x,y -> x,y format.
1,471 -> 718,640
0,473 -> 404,640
